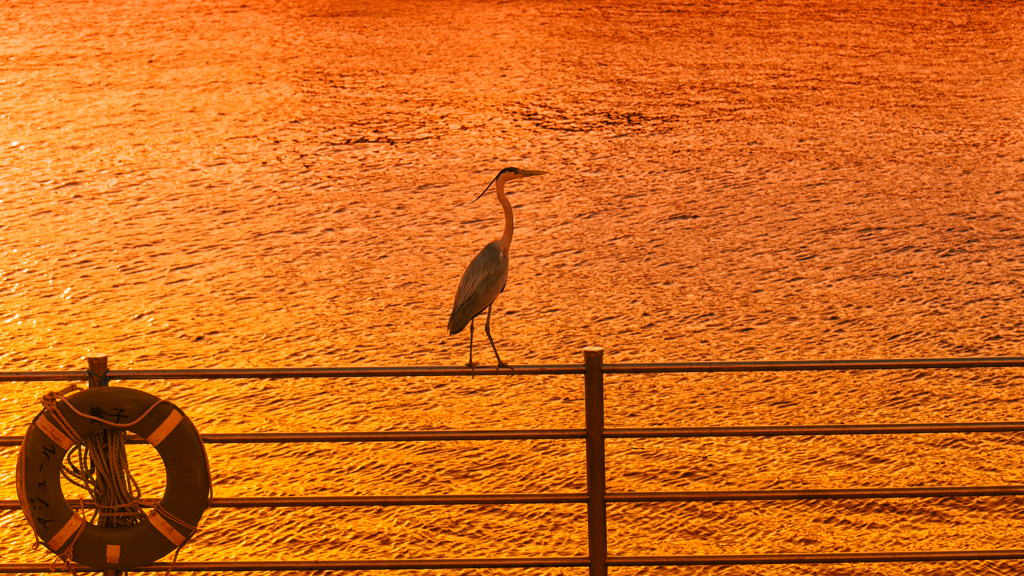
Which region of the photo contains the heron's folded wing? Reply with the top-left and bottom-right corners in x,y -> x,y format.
447,242 -> 509,335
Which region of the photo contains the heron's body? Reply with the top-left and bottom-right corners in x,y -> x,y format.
447,241 -> 507,336
447,167 -> 545,368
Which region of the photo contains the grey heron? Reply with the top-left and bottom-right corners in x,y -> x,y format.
447,167 -> 547,367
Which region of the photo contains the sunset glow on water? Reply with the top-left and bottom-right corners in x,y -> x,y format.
2,0 -> 1024,574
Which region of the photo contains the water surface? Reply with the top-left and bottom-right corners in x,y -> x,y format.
2,0 -> 1024,574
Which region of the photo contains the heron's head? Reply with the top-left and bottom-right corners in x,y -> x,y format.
472,167 -> 547,203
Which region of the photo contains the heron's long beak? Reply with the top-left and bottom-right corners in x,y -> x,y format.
471,169 -> 547,203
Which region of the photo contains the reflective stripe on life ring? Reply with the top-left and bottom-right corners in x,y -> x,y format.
16,387 -> 211,570
148,509 -> 187,547
146,409 -> 182,447
46,513 -> 85,551
35,415 -> 74,451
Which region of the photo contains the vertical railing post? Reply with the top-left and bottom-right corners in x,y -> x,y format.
583,346 -> 607,576
87,354 -> 109,388
87,355 -> 121,576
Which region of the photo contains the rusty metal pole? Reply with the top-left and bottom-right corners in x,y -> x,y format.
88,355 -> 121,576
583,346 -> 607,576
87,355 -> 109,388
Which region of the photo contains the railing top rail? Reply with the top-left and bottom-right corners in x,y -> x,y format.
2,357 -> 1023,382
604,357 -> 1024,373
0,365 -> 582,381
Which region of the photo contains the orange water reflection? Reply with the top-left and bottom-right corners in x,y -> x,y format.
2,0 -> 1024,573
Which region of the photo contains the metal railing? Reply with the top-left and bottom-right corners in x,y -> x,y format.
3,349 -> 1024,573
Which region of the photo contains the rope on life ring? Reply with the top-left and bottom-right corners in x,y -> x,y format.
16,386 -> 212,570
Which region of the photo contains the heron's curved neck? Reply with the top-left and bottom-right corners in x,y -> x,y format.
495,178 -> 514,254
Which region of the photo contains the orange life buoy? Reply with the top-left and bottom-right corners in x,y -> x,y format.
16,387 -> 211,569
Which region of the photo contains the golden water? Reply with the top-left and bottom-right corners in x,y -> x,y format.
2,0 -> 1024,574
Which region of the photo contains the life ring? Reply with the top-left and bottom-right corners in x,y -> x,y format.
16,387 -> 211,569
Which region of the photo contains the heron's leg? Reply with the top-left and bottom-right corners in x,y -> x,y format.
466,318 -> 477,370
484,304 -> 509,369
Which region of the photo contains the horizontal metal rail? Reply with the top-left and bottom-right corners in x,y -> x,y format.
2,357 -> 1022,383
7,549 -> 1024,573
0,365 -> 580,382
606,357 -> 1024,373
4,485 -> 1022,513
606,421 -> 1024,438
606,485 -> 1024,502
0,493 -> 588,511
5,421 -> 1021,448
0,558 -> 591,573
0,429 -> 587,448
608,549 -> 1024,565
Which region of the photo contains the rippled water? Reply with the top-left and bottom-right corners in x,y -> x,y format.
2,0 -> 1024,574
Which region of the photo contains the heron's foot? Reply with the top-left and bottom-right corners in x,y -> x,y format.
497,361 -> 513,372
465,361 -> 479,368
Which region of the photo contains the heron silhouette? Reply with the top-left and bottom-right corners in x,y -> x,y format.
447,167 -> 546,368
